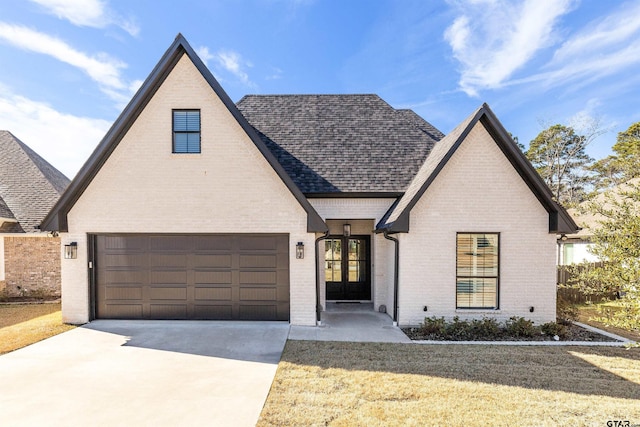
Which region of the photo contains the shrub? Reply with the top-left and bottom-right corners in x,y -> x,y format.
540,322 -> 567,339
469,317 -> 502,339
419,316 -> 446,337
505,317 -> 537,338
445,317 -> 474,340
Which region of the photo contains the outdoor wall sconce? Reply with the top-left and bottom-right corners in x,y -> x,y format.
529,306 -> 535,313
343,223 -> 351,237
64,242 -> 78,259
296,242 -> 304,259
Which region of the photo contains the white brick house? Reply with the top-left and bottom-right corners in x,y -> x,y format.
42,34 -> 577,326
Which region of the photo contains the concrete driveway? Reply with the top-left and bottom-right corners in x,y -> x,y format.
0,320 -> 289,427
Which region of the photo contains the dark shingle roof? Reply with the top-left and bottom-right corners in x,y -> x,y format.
0,131 -> 70,232
0,195 -> 14,219
236,95 -> 442,193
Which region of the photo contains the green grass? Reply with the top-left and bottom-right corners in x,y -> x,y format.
0,303 -> 75,354
258,341 -> 640,427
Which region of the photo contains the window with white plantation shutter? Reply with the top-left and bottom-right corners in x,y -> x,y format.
173,110 -> 201,153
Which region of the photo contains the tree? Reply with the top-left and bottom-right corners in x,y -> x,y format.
571,181 -> 640,331
591,121 -> 640,190
526,124 -> 594,206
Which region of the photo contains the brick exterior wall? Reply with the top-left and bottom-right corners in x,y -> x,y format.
1,236 -> 61,297
397,121 -> 557,325
62,54 -> 315,325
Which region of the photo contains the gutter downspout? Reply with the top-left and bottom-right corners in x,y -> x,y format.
315,231 -> 330,325
383,231 -> 399,326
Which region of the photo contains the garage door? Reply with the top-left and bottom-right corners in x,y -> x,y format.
94,234 -> 289,320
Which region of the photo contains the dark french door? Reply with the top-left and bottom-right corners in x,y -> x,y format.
325,236 -> 371,301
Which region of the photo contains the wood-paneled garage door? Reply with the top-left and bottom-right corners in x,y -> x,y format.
94,234 -> 289,320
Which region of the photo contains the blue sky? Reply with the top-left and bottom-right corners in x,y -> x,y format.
1,0 -> 639,179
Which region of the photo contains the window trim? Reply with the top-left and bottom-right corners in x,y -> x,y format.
455,232 -> 500,310
172,109 -> 201,154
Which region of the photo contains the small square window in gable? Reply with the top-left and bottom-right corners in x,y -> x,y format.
173,110 -> 201,153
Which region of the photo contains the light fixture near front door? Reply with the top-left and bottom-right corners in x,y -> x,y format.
343,223 -> 351,237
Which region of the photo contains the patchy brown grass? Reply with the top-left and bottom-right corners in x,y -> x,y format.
0,303 -> 75,354
577,305 -> 640,342
258,341 -> 640,427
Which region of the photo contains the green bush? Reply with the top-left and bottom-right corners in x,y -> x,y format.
445,317 -> 475,340
505,317 -> 537,338
419,316 -> 446,336
469,317 -> 502,339
540,322 -> 567,339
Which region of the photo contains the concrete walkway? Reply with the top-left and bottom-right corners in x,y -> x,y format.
0,320 -> 289,427
289,303 -> 411,343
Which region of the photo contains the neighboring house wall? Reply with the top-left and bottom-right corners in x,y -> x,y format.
309,198 -> 396,313
1,235 -> 61,297
62,54 -> 315,325
559,241 -> 599,265
398,121 -> 556,325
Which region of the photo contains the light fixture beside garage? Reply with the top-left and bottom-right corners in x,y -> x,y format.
296,242 -> 304,259
64,242 -> 78,259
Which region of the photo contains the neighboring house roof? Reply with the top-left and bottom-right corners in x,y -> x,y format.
40,34 -> 328,233
0,131 -> 70,233
376,104 -> 578,234
236,95 -> 442,194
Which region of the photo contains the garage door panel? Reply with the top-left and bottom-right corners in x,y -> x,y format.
149,286 -> 187,300
239,305 -> 279,321
194,270 -> 232,284
239,287 -> 277,301
194,287 -> 232,301
149,304 -> 187,319
149,254 -> 187,268
239,271 -> 278,285
239,254 -> 277,268
193,254 -> 232,268
150,270 -> 187,284
104,236 -> 146,251
149,236 -> 191,251
193,236 -> 233,251
193,305 -> 233,319
105,286 -> 143,300
103,304 -> 143,318
239,236 -> 279,251
95,234 -> 289,320
103,270 -> 144,285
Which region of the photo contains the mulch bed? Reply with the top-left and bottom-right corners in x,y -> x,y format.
402,323 -> 620,342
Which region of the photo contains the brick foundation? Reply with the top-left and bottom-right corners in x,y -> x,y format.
2,236 -> 61,298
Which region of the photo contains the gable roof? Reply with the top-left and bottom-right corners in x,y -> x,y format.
0,131 -> 70,233
40,34 -> 327,233
236,94 -> 442,194
376,103 -> 579,234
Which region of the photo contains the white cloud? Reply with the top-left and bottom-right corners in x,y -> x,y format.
444,0 -> 574,96
28,0 -> 139,36
0,85 -> 111,178
195,46 -> 214,66
197,46 -> 256,88
0,23 -> 134,102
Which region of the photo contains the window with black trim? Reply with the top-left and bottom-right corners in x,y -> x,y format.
173,110 -> 200,153
456,233 -> 499,309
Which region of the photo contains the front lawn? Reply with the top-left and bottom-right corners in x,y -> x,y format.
577,302 -> 640,342
0,303 -> 75,354
259,341 -> 640,426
